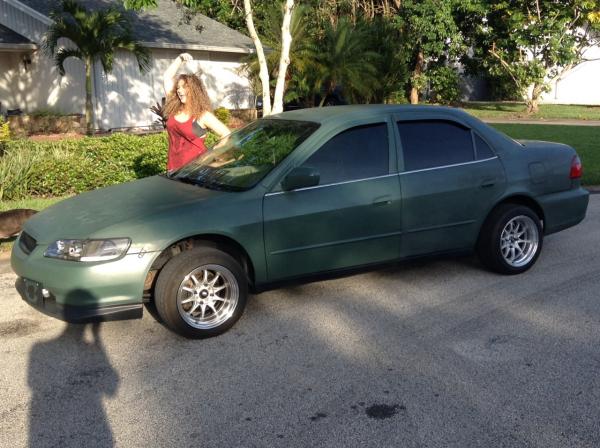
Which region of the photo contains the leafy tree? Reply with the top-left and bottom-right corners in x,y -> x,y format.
312,18 -> 380,105
395,0 -> 464,104
364,16 -> 409,103
460,0 -> 600,113
306,0 -> 400,24
45,0 -> 150,134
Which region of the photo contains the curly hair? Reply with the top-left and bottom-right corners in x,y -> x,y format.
163,74 -> 212,119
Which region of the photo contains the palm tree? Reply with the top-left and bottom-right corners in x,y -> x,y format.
314,18 -> 380,106
44,0 -> 150,135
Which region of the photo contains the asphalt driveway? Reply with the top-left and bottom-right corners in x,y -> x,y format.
1,195 -> 599,448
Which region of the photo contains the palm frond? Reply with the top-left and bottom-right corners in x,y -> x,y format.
44,0 -> 149,75
54,47 -> 83,76
99,52 -> 114,74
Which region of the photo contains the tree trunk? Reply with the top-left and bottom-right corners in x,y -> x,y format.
84,57 -> 94,136
272,0 -> 295,115
410,51 -> 424,105
527,83 -> 543,114
409,87 -> 419,105
244,0 -> 272,116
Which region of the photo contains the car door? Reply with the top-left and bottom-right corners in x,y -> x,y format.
263,119 -> 402,281
394,117 -> 506,257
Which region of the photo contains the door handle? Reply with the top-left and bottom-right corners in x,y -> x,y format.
372,195 -> 392,206
480,178 -> 496,188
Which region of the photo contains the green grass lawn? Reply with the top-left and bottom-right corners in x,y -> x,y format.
0,195 -> 70,212
492,124 -> 600,185
464,102 -> 600,121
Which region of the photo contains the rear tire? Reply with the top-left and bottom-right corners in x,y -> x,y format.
477,204 -> 543,275
154,247 -> 248,338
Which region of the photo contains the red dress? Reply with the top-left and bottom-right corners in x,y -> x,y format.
166,116 -> 207,171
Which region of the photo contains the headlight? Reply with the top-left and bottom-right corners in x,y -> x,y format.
44,238 -> 131,262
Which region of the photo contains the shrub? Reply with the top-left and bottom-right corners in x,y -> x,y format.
0,142 -> 41,200
0,131 -> 223,199
205,131 -> 220,147
386,91 -> 409,104
1,133 -> 167,199
486,74 -> 522,101
0,116 -> 10,149
428,66 -> 461,105
214,107 -> 231,125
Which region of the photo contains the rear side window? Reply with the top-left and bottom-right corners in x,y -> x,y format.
302,123 -> 389,185
397,120 -> 474,171
474,133 -> 495,159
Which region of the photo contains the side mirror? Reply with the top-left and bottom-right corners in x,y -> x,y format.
281,166 -> 320,191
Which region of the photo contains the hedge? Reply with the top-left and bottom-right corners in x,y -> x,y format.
0,132 -> 216,200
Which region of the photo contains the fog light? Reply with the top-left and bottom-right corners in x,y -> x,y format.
41,288 -> 50,299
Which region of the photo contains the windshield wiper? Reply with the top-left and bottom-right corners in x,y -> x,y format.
169,175 -> 236,191
164,171 -> 244,192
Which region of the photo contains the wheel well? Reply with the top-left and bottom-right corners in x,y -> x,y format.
143,235 -> 255,299
479,195 -> 545,242
495,195 -> 545,224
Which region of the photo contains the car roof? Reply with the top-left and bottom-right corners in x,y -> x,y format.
269,104 -> 473,125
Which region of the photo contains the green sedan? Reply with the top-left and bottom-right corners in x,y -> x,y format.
12,105 -> 589,338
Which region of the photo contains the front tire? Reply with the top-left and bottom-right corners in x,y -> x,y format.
154,247 -> 248,338
477,204 -> 543,275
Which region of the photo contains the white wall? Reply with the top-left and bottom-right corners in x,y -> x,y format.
150,49 -> 253,110
1,45 -> 253,130
0,1 -> 86,116
0,49 -> 86,115
93,48 -> 253,130
541,46 -> 600,105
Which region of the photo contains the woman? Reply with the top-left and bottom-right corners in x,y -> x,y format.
163,53 -> 230,171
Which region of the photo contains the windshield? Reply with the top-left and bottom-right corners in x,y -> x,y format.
168,119 -> 320,191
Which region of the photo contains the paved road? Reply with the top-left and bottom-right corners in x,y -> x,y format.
1,196 -> 599,448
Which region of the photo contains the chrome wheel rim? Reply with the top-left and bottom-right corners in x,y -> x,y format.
500,215 -> 539,268
176,264 -> 239,329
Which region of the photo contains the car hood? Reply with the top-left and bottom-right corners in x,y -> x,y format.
24,175 -> 226,244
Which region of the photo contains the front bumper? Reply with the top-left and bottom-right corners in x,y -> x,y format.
16,277 -> 142,323
11,237 -> 159,322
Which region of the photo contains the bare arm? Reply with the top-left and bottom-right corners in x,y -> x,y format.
163,53 -> 192,94
199,111 -> 231,138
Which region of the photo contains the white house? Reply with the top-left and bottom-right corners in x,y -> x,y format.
540,44 -> 600,105
0,0 -> 255,130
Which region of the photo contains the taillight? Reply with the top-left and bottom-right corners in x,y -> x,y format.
570,155 -> 582,179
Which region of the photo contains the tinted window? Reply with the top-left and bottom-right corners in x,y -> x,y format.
302,123 -> 388,185
397,120 -> 474,171
474,133 -> 495,159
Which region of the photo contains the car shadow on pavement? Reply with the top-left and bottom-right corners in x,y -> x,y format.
28,318 -> 118,447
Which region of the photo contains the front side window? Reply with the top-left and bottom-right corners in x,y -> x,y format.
301,123 -> 389,185
397,120 -> 474,171
169,119 -> 319,191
